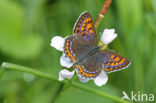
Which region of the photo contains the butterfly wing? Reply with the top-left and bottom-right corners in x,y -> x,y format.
73,11 -> 98,45
75,53 -> 103,79
74,49 -> 130,78
99,50 -> 131,73
64,12 -> 97,62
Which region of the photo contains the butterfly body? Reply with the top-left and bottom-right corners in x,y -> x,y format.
63,11 -> 131,79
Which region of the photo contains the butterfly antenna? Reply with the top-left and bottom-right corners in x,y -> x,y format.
106,48 -> 119,53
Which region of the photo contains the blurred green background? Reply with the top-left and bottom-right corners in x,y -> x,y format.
0,0 -> 156,103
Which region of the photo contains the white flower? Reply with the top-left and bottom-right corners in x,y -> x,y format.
51,36 -> 65,51
59,69 -> 75,81
51,29 -> 117,86
58,69 -> 108,86
60,53 -> 74,68
93,70 -> 108,86
101,29 -> 117,45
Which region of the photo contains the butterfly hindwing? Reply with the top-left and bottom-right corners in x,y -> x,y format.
73,11 -> 97,45
99,50 -> 131,73
75,53 -> 103,78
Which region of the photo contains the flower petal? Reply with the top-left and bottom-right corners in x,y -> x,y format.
93,70 -> 108,86
51,36 -> 65,51
101,29 -> 117,45
59,69 -> 75,81
60,54 -> 74,68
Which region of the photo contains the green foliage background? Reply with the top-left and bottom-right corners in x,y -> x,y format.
0,0 -> 156,103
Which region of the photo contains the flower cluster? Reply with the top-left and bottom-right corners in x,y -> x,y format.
51,29 -> 117,86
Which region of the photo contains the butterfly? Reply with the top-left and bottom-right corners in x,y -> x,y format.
63,11 -> 130,79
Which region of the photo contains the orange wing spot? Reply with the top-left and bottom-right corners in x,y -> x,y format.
106,62 -> 110,66
75,28 -> 78,30
86,24 -> 92,29
80,32 -> 84,36
82,70 -> 95,77
86,18 -> 92,23
114,57 -> 120,62
84,19 -> 88,23
76,65 -> 82,71
65,40 -> 75,62
89,74 -> 92,77
115,63 -> 118,65
119,58 -> 125,64
84,18 -> 90,23
88,18 -> 91,21
105,68 -> 109,72
89,73 -> 95,77
105,68 -> 113,72
111,63 -> 115,66
81,27 -> 85,31
89,29 -> 94,34
84,73 -> 89,77
91,74 -> 95,77
111,55 -> 115,59
76,65 -> 95,77
82,23 -> 85,27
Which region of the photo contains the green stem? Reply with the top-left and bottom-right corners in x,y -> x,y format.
0,67 -> 5,78
1,62 -> 131,103
51,83 -> 64,103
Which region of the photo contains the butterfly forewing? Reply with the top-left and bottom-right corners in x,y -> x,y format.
73,11 -> 97,45
64,36 -> 93,62
64,12 -> 97,62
